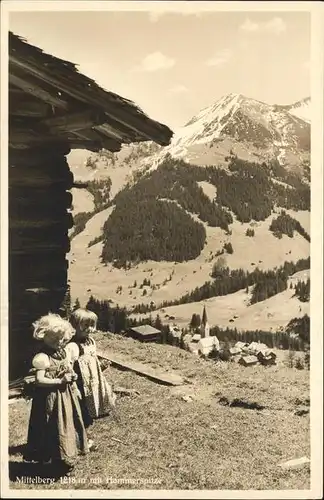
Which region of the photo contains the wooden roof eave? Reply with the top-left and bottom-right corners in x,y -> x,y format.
9,71 -> 69,111
40,109 -> 108,134
9,54 -> 172,146
72,129 -> 122,152
10,67 -> 165,147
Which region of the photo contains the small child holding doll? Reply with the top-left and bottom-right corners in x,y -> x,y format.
70,308 -> 116,428
23,313 -> 89,471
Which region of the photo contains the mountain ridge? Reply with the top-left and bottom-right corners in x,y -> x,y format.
68,93 -> 311,188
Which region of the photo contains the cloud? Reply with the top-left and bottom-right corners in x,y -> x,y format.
134,52 -> 175,72
169,84 -> 189,94
206,49 -> 232,67
239,16 -> 286,35
148,10 -> 202,23
264,17 -> 286,35
240,18 -> 260,32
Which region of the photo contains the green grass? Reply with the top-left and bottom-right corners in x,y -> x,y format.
8,332 -> 310,490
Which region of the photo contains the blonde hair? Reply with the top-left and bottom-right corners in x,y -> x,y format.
70,308 -> 98,331
33,313 -> 75,343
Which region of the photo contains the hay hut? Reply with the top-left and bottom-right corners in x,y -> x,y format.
8,32 -> 173,378
128,325 -> 161,343
257,350 -> 277,366
238,355 -> 258,367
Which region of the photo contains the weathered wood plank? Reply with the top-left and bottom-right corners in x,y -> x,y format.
9,144 -> 71,163
72,129 -> 121,152
9,191 -> 72,209
41,109 -> 107,133
97,349 -> 185,387
9,239 -> 71,254
10,253 -> 68,270
10,96 -> 51,118
10,204 -> 72,220
9,158 -> 70,174
9,172 -> 74,188
9,127 -> 72,150
12,270 -> 68,288
9,71 -> 69,110
9,214 -> 73,230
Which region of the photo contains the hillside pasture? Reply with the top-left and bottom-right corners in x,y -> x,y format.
8,333 -> 310,491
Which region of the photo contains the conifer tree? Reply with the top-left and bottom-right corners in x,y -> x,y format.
73,297 -> 81,311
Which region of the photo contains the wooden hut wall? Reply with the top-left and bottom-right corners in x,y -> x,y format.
9,144 -> 73,378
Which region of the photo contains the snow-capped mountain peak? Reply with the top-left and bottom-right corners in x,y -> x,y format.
154,94 -> 310,170
176,93 -> 243,148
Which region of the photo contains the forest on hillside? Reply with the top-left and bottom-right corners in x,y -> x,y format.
270,210 -> 310,241
99,156 -> 310,267
101,198 -> 206,268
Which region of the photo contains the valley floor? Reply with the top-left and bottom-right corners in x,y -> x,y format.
8,333 -> 310,491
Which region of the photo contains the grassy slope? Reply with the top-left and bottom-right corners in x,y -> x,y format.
9,333 -> 309,491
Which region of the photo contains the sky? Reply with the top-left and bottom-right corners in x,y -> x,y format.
9,9 -> 310,130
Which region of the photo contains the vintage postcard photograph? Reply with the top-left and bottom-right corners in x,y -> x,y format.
1,1 -> 323,498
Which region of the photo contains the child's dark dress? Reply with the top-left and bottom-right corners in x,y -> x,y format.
73,336 -> 114,427
24,345 -> 89,464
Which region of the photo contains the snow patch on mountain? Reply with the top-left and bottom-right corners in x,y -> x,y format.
155,93 -> 311,171
287,97 -> 311,123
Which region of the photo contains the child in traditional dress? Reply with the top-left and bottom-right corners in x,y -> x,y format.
70,309 -> 116,429
23,313 -> 89,471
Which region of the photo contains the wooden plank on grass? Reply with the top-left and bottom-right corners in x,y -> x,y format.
278,456 -> 310,469
97,349 -> 184,387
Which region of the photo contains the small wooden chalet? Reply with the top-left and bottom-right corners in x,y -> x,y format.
238,355 -> 258,367
8,32 -> 173,378
257,350 -> 277,366
229,346 -> 242,356
128,325 -> 161,343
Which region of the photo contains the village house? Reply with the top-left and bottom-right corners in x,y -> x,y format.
8,31 -> 172,378
257,350 -> 277,366
239,355 -> 259,367
168,324 -> 182,347
247,342 -> 269,355
182,333 -> 193,346
128,325 -> 161,343
234,341 -> 249,350
229,346 -> 242,356
187,342 -> 200,355
198,336 -> 220,357
169,324 -> 182,339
